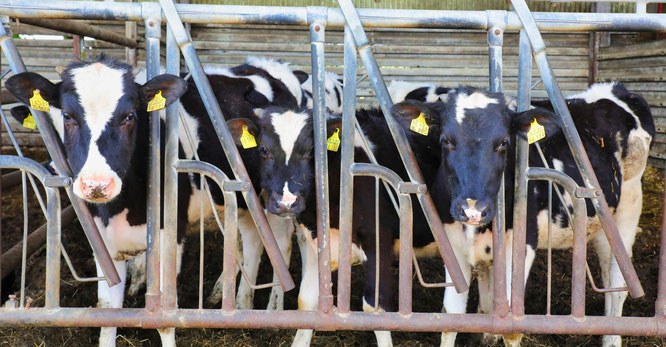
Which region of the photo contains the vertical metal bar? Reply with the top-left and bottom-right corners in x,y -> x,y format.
44,187 -> 61,309
125,0 -> 137,67
308,6 -> 334,314
221,185 -> 238,312
398,192 -> 413,315
657,170 -> 666,318
198,174 -> 205,310
0,22 -> 120,286
337,25 -> 356,315
338,0 -> 468,294
570,192 -> 588,318
72,35 -> 81,59
163,23 -> 180,311
492,209 -> 508,317
158,0 -> 294,291
144,14 -> 162,312
511,28 -> 531,317
547,181 -> 552,315
19,170 -> 27,308
511,0 -> 644,298
374,177 -> 380,311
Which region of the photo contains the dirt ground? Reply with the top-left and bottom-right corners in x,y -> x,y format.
0,148 -> 664,346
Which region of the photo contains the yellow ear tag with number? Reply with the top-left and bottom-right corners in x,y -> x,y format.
527,118 -> 546,144
22,113 -> 37,129
410,113 -> 429,136
29,90 -> 50,112
240,125 -> 257,149
147,90 -> 166,112
327,128 -> 341,152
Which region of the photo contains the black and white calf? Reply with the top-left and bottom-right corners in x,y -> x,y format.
294,69 -> 344,114
6,55 -> 188,347
388,80 -> 451,103
393,83 -> 653,347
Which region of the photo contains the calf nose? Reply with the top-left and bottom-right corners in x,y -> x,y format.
268,191 -> 302,215
460,198 -> 489,225
79,176 -> 115,201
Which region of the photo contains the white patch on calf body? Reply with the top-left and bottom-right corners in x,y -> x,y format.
96,211 -> 147,261
70,63 -> 127,200
271,110 -> 309,164
387,80 -> 432,103
455,92 -> 499,124
246,56 -> 302,105
301,70 -> 344,114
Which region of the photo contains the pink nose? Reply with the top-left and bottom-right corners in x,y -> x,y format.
79,176 -> 115,201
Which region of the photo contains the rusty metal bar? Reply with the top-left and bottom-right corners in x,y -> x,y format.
338,0 -> 468,294
158,0 -> 294,292
511,0 -> 644,299
18,18 -> 138,48
308,6 -> 334,315
657,169 -> 666,318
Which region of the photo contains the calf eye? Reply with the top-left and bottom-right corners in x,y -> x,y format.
121,112 -> 136,126
441,137 -> 455,150
62,112 -> 77,126
495,139 -> 509,152
259,145 -> 271,159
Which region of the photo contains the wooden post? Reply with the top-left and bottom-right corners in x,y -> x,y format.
73,35 -> 81,59
589,3 -> 610,85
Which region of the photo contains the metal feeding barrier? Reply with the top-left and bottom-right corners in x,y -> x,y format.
0,0 -> 663,340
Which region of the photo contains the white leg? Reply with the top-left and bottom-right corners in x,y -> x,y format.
292,225 -> 318,347
267,213 -> 294,311
476,263 -> 501,345
361,298 -> 393,347
234,210 -> 264,309
97,259 -> 127,347
501,230 -> 535,347
440,225 -> 472,347
126,252 -> 146,296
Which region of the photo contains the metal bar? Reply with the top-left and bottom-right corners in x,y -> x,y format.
163,23 -> 179,311
0,161 -> 49,191
511,28 -> 532,317
511,0 -> 644,299
158,0 -> 294,291
412,253 -> 453,288
336,25 -> 356,315
144,12 -> 162,312
492,209 -> 509,317
338,0 -> 468,294
18,18 -> 138,48
0,22 -> 120,286
308,6 -> 334,315
0,308 -> 664,337
657,169 -> 666,318
19,170 -> 27,308
397,184 -> 413,315
72,34 -> 80,59
2,2 -> 666,32
61,241 -> 104,282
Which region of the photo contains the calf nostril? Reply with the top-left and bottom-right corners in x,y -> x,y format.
457,206 -> 466,217
481,210 -> 488,218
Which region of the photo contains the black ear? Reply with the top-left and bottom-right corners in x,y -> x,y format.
390,99 -> 440,136
227,118 -> 259,148
10,105 -> 31,124
5,72 -> 60,107
510,107 -> 561,140
326,118 -> 342,139
293,70 -> 309,84
141,74 -> 188,107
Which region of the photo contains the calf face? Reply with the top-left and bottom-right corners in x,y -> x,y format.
229,107 -> 339,216
6,55 -> 187,203
392,87 -> 560,226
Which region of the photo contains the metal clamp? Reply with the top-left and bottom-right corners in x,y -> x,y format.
575,187 -> 603,199
43,176 -> 72,188
398,182 -> 427,195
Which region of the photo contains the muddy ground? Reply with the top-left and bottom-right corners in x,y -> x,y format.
0,148 -> 664,346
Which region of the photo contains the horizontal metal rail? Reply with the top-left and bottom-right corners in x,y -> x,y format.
0,1 -> 664,31
16,18 -> 138,47
0,308 -> 663,337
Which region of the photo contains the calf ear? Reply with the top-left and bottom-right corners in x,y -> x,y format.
10,105 -> 30,124
510,107 -> 561,141
326,118 -> 342,138
227,118 -> 259,148
5,72 -> 60,107
141,74 -> 188,107
293,70 -> 309,84
390,100 -> 440,136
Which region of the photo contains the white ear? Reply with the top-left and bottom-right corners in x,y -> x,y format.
253,108 -> 266,118
55,66 -> 66,76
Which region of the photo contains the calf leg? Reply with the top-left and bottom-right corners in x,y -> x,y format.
127,253 -> 146,296
440,226 -> 472,347
97,259 -> 127,347
234,210 -> 264,309
476,263 -> 501,345
292,225 -> 318,347
266,213 -> 295,311
501,231 -> 536,347
361,230 -> 395,347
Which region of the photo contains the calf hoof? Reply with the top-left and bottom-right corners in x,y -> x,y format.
502,333 -> 523,347
481,332 -> 501,345
602,335 -> 622,347
206,277 -> 223,306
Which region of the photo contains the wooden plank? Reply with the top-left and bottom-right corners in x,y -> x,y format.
598,39 -> 666,60
598,56 -> 666,70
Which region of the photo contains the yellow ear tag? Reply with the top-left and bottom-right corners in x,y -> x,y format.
327,128 -> 341,152
147,90 -> 166,112
22,113 -> 37,130
410,113 -> 429,136
527,118 -> 546,144
240,125 -> 257,149
29,90 -> 50,112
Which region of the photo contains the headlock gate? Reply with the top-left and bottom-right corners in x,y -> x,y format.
0,0 -> 664,343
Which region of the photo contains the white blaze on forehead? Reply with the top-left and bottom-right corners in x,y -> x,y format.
281,182 -> 297,206
455,92 -> 499,124
271,110 -> 309,164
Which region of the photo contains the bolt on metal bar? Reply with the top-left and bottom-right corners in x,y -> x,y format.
158,0 -> 294,292
512,28 -> 532,317
338,0 -> 468,294
336,25 -> 356,315
510,0 -> 644,299
308,6 -> 334,315
0,22 -> 120,287
144,11 -> 162,312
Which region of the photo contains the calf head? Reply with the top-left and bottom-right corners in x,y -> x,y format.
6,55 -> 187,203
229,107 -> 339,216
393,87 -> 560,226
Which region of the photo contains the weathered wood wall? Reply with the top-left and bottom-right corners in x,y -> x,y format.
596,37 -> 666,168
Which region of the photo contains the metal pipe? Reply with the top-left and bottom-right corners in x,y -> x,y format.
0,23 -> 120,286
511,0 -> 644,299
336,25 -> 357,315
338,0 -> 468,294
158,0 -> 294,292
144,12 -> 162,312
1,2 -> 666,32
18,18 -> 138,48
511,28 -> 532,317
0,308 -> 663,337
657,169 -> 666,318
